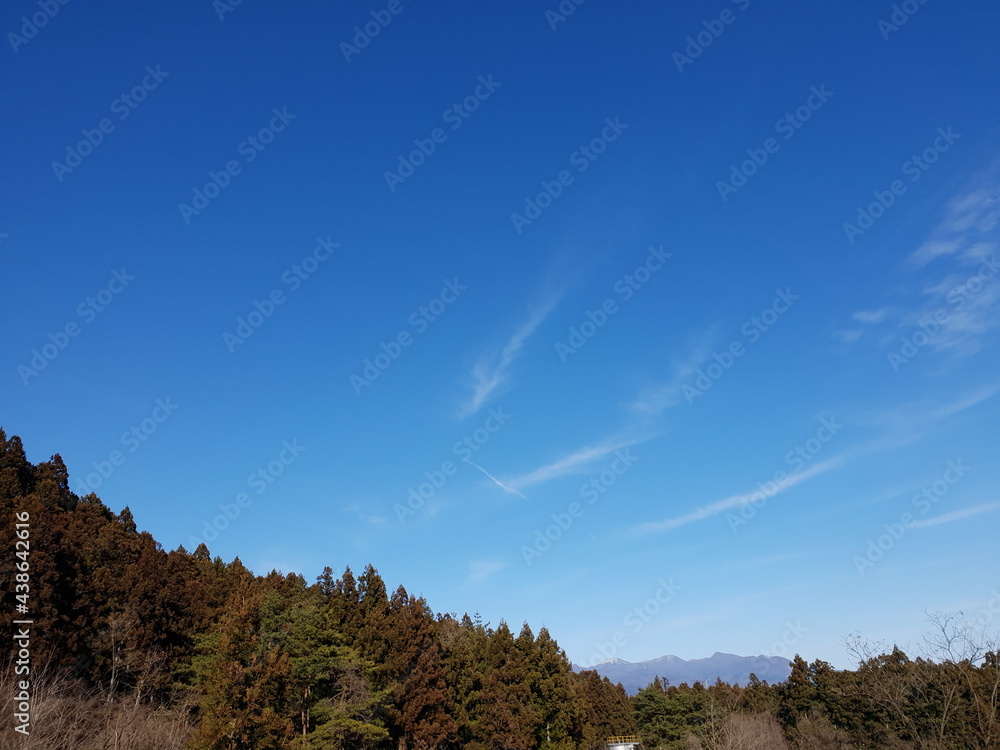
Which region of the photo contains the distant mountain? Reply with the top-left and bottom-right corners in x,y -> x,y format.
573,652 -> 792,695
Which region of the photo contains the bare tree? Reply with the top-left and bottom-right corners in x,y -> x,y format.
790,708 -> 852,750
688,713 -> 788,750
844,611 -> 1000,750
0,657 -> 193,750
922,610 -> 1000,750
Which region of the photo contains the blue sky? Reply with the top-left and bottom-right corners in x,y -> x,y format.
3,0 -> 999,670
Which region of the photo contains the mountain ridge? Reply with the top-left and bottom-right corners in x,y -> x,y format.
573,651 -> 793,695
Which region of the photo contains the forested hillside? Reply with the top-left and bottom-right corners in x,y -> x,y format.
2,430 -> 998,750
0,431 -> 632,749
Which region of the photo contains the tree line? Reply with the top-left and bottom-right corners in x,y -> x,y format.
632,638 -> 999,749
0,431 -> 631,749
1,430 -> 997,749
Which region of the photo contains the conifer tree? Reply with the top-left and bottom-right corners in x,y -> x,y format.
478,621 -> 541,750
192,582 -> 293,750
383,587 -> 456,749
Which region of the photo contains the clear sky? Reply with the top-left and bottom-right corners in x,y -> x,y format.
3,0 -> 999,670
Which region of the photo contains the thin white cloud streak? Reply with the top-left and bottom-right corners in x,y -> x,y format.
465,458 -> 528,500
924,384 -> 998,421
638,385 -> 997,534
460,293 -> 562,417
836,329 -> 864,344
908,185 -> 1000,268
900,183 -> 1000,353
506,434 -> 645,492
909,239 -> 965,267
629,336 -> 716,416
466,559 -> 507,585
910,502 -> 1000,529
342,501 -> 387,525
841,176 -> 1000,357
852,308 -> 889,324
915,260 -> 1000,356
635,455 -> 848,534
867,385 -> 998,437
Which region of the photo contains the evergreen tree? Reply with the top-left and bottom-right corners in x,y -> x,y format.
776,654 -> 817,729
192,582 -> 293,750
356,565 -> 391,665
528,626 -> 578,749
478,621 -> 540,750
384,587 -> 456,749
439,613 -> 489,748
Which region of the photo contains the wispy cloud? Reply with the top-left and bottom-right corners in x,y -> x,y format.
466,559 -> 507,585
836,309 -> 893,346
911,254 -> 1000,357
343,501 -> 388,525
465,458 -> 528,500
460,292 -> 562,417
923,385 -> 998,421
910,502 -> 1000,529
852,308 -> 890,324
506,433 -> 646,492
839,174 -> 1000,358
836,329 -> 864,344
629,336 -> 716,416
635,455 -> 847,533
909,239 -> 965,267
641,385 -> 999,535
907,185 -> 1000,268
639,386 -> 998,533
865,385 -> 998,437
